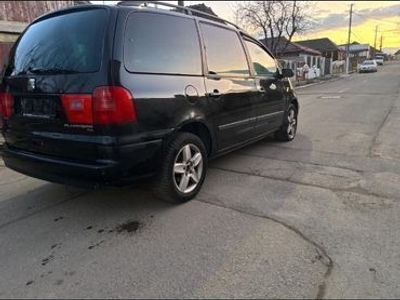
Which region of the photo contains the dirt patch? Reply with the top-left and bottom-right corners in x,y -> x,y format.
115,220 -> 141,233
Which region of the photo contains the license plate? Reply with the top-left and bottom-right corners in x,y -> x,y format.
18,97 -> 58,118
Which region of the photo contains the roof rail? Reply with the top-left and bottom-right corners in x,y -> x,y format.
116,1 -> 241,30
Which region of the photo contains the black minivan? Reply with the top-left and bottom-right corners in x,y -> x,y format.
0,1 -> 299,203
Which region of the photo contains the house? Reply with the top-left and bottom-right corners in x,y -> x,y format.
260,36 -> 338,79
261,36 -> 327,78
0,0 -> 89,74
394,49 -> 400,60
338,42 -> 371,59
296,38 -> 344,61
260,37 -> 322,58
186,3 -> 218,16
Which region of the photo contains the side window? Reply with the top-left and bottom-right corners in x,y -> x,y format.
245,40 -> 277,76
124,13 -> 202,75
200,23 -> 249,76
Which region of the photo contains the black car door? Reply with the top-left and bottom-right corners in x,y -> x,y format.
243,39 -> 286,135
199,21 -> 259,151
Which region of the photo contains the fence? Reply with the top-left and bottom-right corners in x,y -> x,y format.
279,55 -> 337,83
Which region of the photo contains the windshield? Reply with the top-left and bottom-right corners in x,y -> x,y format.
6,8 -> 107,76
362,61 -> 374,65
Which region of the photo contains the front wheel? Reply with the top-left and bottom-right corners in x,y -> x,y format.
154,132 -> 207,203
275,104 -> 298,142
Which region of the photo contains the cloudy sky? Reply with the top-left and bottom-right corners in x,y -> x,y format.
93,1 -> 400,53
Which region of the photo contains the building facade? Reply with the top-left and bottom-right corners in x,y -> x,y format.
296,38 -> 344,61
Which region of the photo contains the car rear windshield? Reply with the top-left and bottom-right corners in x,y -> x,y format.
7,8 -> 107,76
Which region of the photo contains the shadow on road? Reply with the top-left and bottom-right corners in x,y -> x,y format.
1,132 -> 314,240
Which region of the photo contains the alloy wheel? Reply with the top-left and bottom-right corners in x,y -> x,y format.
287,108 -> 297,139
173,143 -> 203,194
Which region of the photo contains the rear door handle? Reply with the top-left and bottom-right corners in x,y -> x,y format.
208,89 -> 221,97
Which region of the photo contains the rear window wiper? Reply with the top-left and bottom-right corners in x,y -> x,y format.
27,68 -> 78,75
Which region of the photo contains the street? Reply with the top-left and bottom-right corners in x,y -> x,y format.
1,62 -> 400,298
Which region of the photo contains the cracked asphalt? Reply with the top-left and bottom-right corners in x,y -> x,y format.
0,61 -> 400,298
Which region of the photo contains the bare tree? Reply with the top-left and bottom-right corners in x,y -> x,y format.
234,1 -> 312,56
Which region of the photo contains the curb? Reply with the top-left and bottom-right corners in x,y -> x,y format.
295,75 -> 346,89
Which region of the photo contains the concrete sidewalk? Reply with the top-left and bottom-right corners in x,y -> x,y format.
294,73 -> 348,88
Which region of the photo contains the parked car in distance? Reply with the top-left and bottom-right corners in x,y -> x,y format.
0,1 -> 299,203
374,55 -> 384,65
358,60 -> 378,73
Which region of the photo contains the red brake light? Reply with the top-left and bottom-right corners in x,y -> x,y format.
61,94 -> 93,125
0,92 -> 14,118
60,87 -> 136,126
92,86 -> 136,125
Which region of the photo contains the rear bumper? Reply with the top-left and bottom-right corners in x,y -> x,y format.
2,139 -> 162,187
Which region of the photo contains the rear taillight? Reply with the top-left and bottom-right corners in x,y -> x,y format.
61,86 -> 136,126
92,86 -> 136,125
0,92 -> 14,118
61,94 -> 93,125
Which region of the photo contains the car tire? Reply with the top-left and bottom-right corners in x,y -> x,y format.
274,103 -> 298,142
154,132 -> 207,203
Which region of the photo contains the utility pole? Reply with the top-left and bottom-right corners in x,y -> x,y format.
379,34 -> 383,52
346,3 -> 353,74
374,25 -> 378,52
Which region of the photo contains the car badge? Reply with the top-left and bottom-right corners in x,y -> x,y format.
27,78 -> 36,91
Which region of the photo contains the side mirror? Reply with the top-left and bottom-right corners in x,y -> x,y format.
281,68 -> 294,78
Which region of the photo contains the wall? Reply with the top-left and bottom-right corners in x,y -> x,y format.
0,1 -> 75,23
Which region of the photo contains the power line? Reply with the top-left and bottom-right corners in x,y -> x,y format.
351,31 -> 366,44
353,12 -> 400,26
380,29 -> 400,32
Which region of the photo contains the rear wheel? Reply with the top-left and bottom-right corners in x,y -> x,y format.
154,132 -> 207,203
275,103 -> 298,142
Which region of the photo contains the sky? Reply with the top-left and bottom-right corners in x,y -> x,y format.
92,1 -> 400,53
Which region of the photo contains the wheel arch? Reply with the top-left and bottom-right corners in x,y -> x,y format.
175,120 -> 215,157
290,97 -> 299,113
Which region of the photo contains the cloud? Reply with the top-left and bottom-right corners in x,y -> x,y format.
310,4 -> 400,31
359,4 -> 400,18
317,13 -> 348,28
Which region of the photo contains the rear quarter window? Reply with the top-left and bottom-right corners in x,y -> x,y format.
124,12 -> 202,75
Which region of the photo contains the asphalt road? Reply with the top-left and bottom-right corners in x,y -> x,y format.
1,62 -> 400,298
